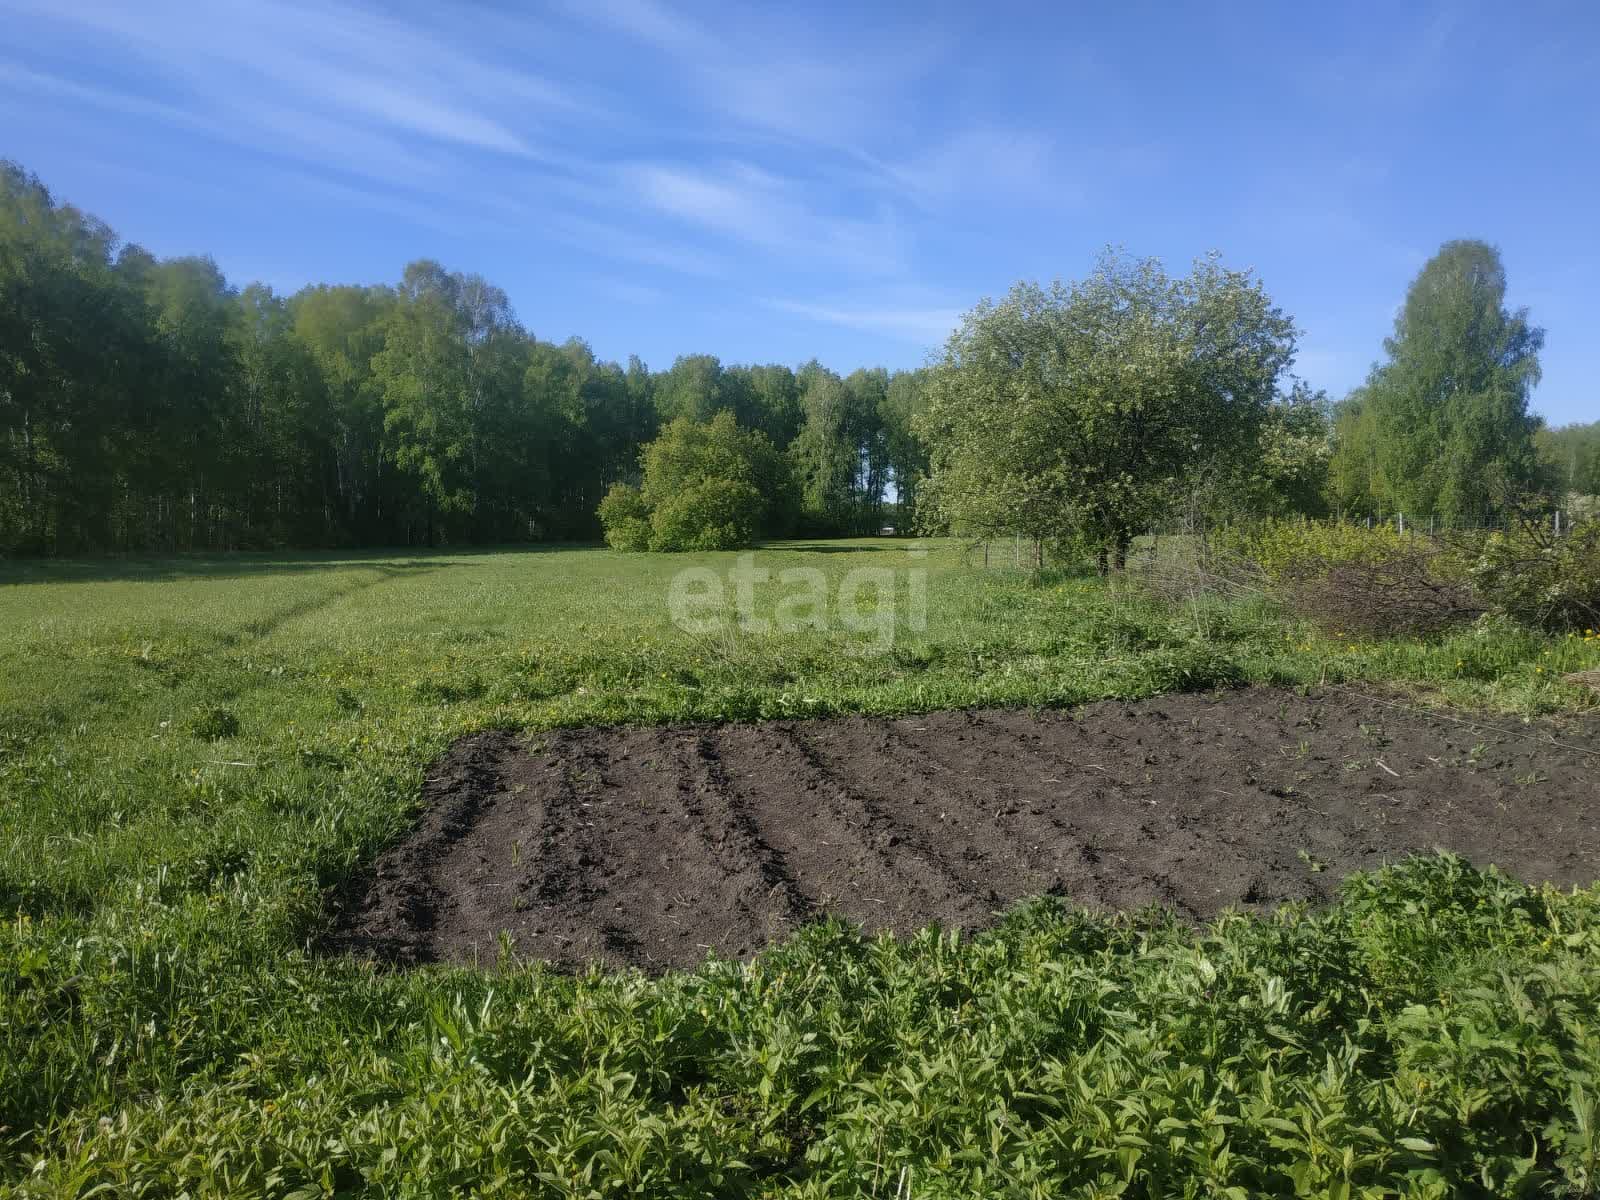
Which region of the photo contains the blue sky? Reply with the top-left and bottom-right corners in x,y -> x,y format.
2,0 -> 1596,424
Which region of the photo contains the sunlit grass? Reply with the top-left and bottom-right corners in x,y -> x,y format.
2,540 -> 1598,1193
3,538 -> 1596,927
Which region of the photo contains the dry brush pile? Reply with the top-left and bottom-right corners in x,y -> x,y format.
1198,516 -> 1600,640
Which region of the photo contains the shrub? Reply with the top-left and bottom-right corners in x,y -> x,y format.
1565,492 -> 1600,524
648,478 -> 761,552
1215,517 -> 1409,580
1470,519 -> 1600,632
1218,515 -> 1600,636
1283,554 -> 1481,636
1217,519 -> 1479,635
596,412 -> 790,552
597,483 -> 651,551
1136,543 -> 1269,606
604,518 -> 652,552
1145,640 -> 1244,691
25,855 -> 1600,1196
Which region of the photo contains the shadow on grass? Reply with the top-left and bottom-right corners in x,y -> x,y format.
768,542 -> 908,554
0,542 -> 599,586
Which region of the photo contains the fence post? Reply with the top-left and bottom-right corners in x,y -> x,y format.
984,542 -> 989,569
1398,511 -> 1405,535
1555,509 -> 1562,537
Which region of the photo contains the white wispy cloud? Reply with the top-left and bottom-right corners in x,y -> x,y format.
240,104 -> 451,188
0,60 -> 451,189
559,0 -> 1073,217
888,128 -> 1072,209
313,75 -> 532,157
3,0 -> 1085,324
561,0 -> 716,59
0,62 -> 214,135
7,0 -> 934,281
625,161 -> 905,272
4,0 -> 567,160
560,0 -> 943,153
543,212 -> 732,279
766,299 -> 961,345
263,170 -> 515,239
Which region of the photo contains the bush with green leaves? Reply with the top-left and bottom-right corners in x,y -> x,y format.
1566,493 -> 1600,524
647,476 -> 763,552
1215,518 -> 1412,581
597,483 -> 652,551
1216,516 -> 1600,638
1214,519 -> 1482,635
597,411 -> 792,552
1471,519 -> 1600,632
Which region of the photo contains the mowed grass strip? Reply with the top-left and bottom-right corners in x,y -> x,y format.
2,540 -> 1600,1195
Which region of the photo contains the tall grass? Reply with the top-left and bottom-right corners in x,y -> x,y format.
1,540 -> 1598,1194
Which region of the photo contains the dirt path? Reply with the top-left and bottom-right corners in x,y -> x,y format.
330,687 -> 1600,971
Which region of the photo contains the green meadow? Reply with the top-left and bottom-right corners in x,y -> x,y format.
3,541 -> 1600,1196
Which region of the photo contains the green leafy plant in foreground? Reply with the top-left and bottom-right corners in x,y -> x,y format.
4,856 -> 1600,1196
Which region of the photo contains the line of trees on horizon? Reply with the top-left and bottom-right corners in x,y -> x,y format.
0,161 -> 927,555
605,240 -> 1593,563
3,160 -> 1594,559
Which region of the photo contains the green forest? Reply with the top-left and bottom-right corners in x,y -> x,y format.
2,160 -> 1595,558
0,162 -> 927,554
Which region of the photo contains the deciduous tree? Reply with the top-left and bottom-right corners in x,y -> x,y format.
918,251 -> 1297,570
1333,240 -> 1542,520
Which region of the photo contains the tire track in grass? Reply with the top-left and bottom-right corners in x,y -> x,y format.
218,563 -> 440,648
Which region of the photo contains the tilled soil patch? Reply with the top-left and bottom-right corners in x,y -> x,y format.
330,686 -> 1600,971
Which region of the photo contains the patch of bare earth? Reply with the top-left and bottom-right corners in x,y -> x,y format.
329,686 -> 1600,972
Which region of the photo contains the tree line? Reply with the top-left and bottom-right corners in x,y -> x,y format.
914,239 -> 1590,570
4,161 -> 1591,559
0,162 -> 926,554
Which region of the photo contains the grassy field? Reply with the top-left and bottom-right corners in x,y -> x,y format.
3,539 -> 1600,1196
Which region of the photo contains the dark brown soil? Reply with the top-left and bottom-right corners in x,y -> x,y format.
330,687 -> 1600,972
